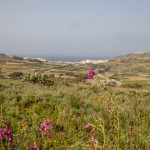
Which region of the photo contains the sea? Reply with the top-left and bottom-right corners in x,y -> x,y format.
39,56 -> 109,62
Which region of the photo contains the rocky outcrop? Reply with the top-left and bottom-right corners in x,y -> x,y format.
104,79 -> 122,87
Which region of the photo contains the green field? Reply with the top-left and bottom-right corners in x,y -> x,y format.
0,53 -> 150,150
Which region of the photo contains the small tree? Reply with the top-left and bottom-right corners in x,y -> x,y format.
8,72 -> 24,79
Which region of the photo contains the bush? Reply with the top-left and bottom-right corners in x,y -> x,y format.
23,73 -> 55,86
12,55 -> 24,60
8,72 -> 24,79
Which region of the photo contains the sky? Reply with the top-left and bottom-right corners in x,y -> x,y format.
0,0 -> 150,59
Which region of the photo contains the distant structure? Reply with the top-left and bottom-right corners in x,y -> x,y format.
80,59 -> 108,64
131,51 -> 150,54
24,57 -> 47,62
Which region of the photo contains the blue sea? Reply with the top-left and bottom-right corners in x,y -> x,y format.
43,56 -> 108,62
21,54 -> 109,62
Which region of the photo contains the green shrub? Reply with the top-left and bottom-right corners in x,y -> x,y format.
8,72 -> 24,79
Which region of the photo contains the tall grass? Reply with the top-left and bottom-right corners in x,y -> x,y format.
0,78 -> 150,149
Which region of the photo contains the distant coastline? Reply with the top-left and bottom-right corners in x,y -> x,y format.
19,50 -> 150,62
35,56 -> 109,62
1,50 -> 149,62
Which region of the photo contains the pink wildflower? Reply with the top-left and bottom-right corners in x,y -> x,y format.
86,69 -> 96,79
29,142 -> 40,150
0,126 -> 13,142
90,128 -> 95,133
84,123 -> 99,150
0,129 -> 4,139
39,119 -> 52,137
89,136 -> 99,150
4,129 -> 12,135
90,136 -> 95,141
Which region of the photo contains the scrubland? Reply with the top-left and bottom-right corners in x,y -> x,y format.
0,52 -> 150,150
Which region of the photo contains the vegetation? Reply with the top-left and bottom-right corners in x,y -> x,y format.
8,72 -> 24,79
0,52 -> 150,149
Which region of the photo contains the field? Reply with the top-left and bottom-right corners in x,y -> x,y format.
0,52 -> 150,150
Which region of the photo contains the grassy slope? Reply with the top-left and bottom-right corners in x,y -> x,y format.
0,53 -> 150,149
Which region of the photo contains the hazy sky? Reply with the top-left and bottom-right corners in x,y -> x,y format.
0,0 -> 150,58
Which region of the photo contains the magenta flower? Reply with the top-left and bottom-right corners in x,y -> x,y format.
0,127 -> 13,142
39,119 -> 52,137
0,124 -> 14,150
90,136 -> 95,141
4,129 -> 12,135
29,142 -> 40,150
86,69 -> 96,79
0,129 -> 4,139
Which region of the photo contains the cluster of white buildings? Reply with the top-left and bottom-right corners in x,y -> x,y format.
79,59 -> 108,64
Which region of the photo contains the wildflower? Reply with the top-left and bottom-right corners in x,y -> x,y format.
39,119 -> 52,137
90,128 -> 95,133
86,69 -> 96,79
0,123 -> 14,150
8,135 -> 13,142
89,136 -> 99,150
0,127 -> 13,142
84,122 -> 99,150
4,129 -> 12,135
29,142 -> 40,150
90,136 -> 95,141
0,128 -> 4,139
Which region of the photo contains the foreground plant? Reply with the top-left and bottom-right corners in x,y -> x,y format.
29,142 -> 40,150
84,123 -> 100,150
86,69 -> 96,79
0,123 -> 14,150
39,119 -> 52,138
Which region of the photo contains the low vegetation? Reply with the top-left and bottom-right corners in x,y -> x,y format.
0,52 -> 150,149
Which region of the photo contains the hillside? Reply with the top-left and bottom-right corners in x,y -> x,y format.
0,52 -> 150,89
1,52 -> 150,75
